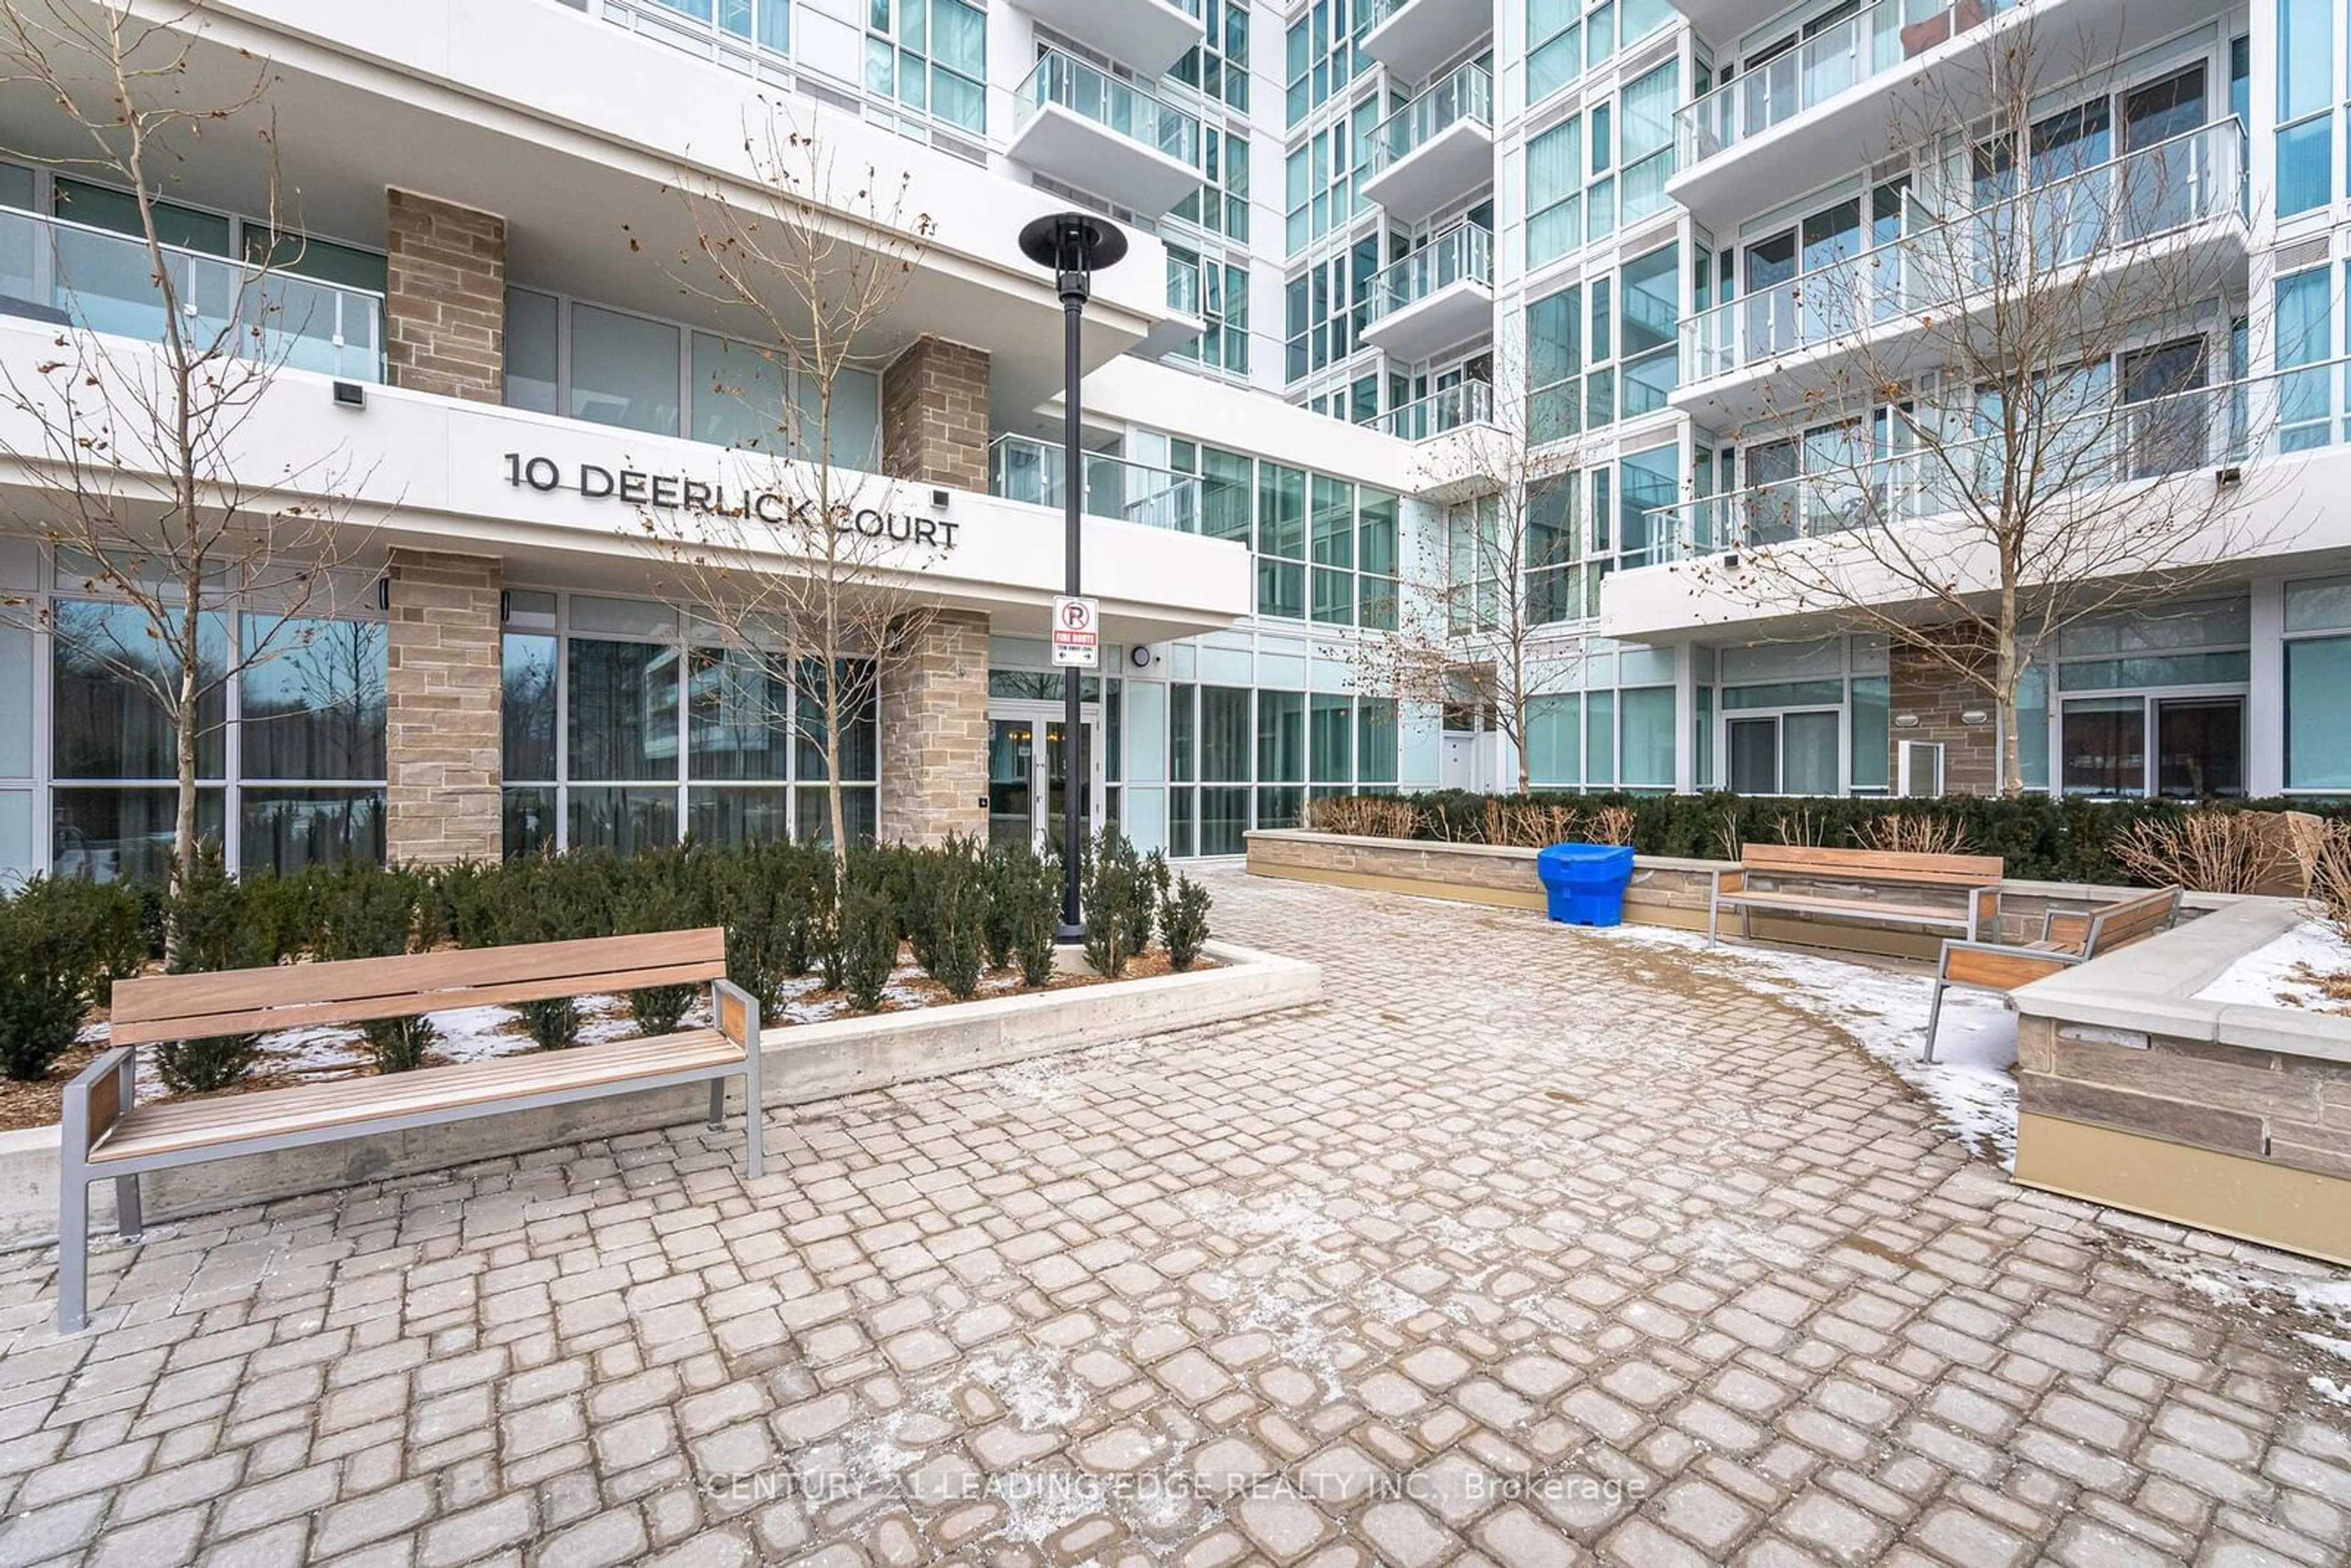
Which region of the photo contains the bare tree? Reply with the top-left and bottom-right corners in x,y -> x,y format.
0,0 -> 380,915
628,111 -> 943,865
1338,340 -> 1588,793
1676,21 -> 2286,794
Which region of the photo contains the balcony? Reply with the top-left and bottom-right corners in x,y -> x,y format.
1009,51 -> 1203,218
1375,380 -> 1494,441
1016,0 -> 1205,78
1638,364 -> 2294,571
987,434 -> 1202,533
1364,0 -> 1494,85
0,204 -> 384,382
1676,122 -> 2248,427
1360,61 -> 1494,225
1668,0 -> 2228,230
1362,222 -> 1494,362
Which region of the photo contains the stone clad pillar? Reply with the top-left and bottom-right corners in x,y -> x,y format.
881,336 -> 991,492
384,189 -> 507,403
384,550 -> 503,864
879,608 -> 991,847
1889,637 -> 1999,795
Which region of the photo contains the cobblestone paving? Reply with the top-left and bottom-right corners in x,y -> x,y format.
1,868 -> 2349,1566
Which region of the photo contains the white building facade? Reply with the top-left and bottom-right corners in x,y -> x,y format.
0,0 -> 2344,884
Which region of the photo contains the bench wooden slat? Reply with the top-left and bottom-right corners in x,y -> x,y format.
111,929 -> 730,1030
107,961 -> 730,1048
1944,946 -> 2075,990
1743,844 -> 2004,881
1719,889 -> 1976,926
92,1029 -> 743,1163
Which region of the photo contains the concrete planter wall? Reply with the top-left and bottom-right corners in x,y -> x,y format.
1245,829 -> 2213,958
2013,902 -> 2351,1266
0,940 -> 1319,1248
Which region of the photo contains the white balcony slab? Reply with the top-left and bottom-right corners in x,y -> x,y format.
1362,276 -> 1493,361
1364,0 -> 1493,84
1360,118 -> 1494,226
1007,103 -> 1204,219
1014,0 -> 1205,77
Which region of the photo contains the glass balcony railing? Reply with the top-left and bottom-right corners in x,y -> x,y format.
1683,121 -> 2247,386
1374,380 -> 1495,441
1638,357 -> 2332,565
1367,222 -> 1493,324
1676,0 -> 2005,170
987,435 -> 1202,533
0,205 -> 385,381
1363,59 -> 1493,178
1016,49 -> 1201,169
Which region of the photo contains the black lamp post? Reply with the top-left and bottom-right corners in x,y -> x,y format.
1019,210 -> 1127,942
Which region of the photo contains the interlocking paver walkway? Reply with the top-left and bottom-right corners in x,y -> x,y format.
1,867 -> 2347,1566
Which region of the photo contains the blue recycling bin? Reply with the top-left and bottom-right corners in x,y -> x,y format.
1535,842 -> 1636,927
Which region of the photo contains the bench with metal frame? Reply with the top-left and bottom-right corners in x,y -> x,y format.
1922,885 -> 2183,1060
1708,844 -> 2008,948
56,928 -> 762,1333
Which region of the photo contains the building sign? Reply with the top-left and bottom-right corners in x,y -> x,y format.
503,453 -> 959,548
1052,595 -> 1100,667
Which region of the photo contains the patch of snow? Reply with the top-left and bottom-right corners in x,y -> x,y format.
1586,923 -> 2020,1166
425,1005 -> 523,1063
2315,1378 -> 2351,1407
2194,918 -> 2351,1013
2297,1332 -> 2351,1365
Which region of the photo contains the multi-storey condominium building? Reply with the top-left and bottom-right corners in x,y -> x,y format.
0,0 -> 2344,886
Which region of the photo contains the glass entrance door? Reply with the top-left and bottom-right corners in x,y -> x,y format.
988,705 -> 1102,849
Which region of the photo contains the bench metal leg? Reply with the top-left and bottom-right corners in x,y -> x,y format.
741,995 -> 763,1182
58,1169 -> 88,1335
114,1176 -> 141,1239
707,1081 -> 725,1130
1740,904 -> 1752,944
1923,980 -> 1949,1064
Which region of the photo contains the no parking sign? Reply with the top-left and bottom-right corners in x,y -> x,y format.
1051,595 -> 1100,667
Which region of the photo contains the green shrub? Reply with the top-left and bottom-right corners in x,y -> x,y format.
6,875 -> 145,1007
616,850 -> 699,1037
925,835 -> 988,1000
157,843 -> 264,1092
1081,830 -> 1152,979
1162,873 -> 1213,972
315,861 -> 437,1074
156,1033 -> 263,1094
0,891 -> 100,1081
482,853 -> 611,1050
838,851 -> 900,1013
986,843 -> 1058,988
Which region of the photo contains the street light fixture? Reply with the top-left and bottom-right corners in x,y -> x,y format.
1018,210 -> 1127,942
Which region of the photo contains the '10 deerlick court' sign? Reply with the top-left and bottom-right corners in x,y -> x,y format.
504,453 -> 961,548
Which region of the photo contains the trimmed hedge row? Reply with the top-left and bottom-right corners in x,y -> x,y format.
0,831 -> 1216,1086
1316,790 -> 2351,885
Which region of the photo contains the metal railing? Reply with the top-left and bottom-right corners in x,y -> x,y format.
1682,121 -> 2248,386
1016,50 -> 1201,169
1639,358 -> 2348,562
1675,0 -> 2003,170
1363,59 -> 1493,178
1374,380 -> 1496,441
0,205 -> 385,381
1366,222 -> 1493,324
987,435 -> 1202,533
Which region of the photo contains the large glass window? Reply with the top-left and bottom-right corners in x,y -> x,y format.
2277,0 -> 2333,216
1619,687 -> 1675,788
1173,0 -> 1250,112
570,304 -> 682,436
1258,463 -> 1307,618
501,593 -> 875,855
48,598 -> 385,879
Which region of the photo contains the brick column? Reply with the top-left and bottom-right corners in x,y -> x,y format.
385,550 -> 503,864
1889,637 -> 2000,795
881,336 -> 990,492
385,189 -> 506,403
879,608 -> 990,847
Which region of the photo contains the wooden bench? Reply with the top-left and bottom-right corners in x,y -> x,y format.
1922,885 -> 2182,1060
1709,844 -> 2006,948
56,928 -> 762,1333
